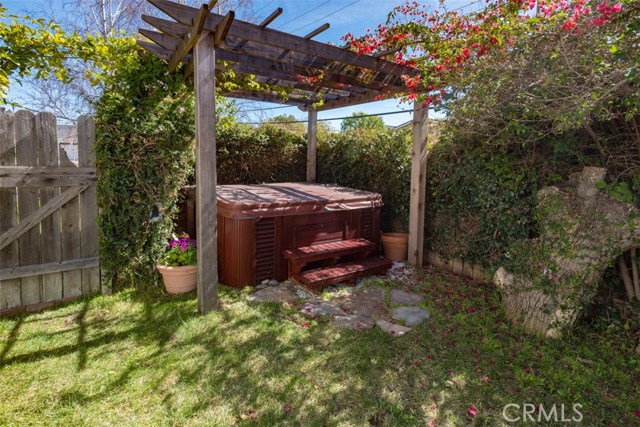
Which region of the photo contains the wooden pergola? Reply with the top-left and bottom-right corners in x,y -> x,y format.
139,0 -> 429,313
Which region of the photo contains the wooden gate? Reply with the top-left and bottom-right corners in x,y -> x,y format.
0,110 -> 101,316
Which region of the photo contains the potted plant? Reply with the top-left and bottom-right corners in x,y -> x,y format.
157,235 -> 197,294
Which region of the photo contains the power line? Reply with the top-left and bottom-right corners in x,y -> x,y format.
290,0 -> 362,33
253,0 -> 275,15
277,1 -> 332,29
240,109 -> 413,125
238,104 -> 296,113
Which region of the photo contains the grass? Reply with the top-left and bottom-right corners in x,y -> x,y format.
1,268 -> 638,426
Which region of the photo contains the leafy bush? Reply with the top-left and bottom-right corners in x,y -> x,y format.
217,123 -> 306,184
317,127 -> 412,232
93,41 -> 195,289
427,143 -> 537,266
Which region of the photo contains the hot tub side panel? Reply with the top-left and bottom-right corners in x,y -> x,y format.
217,215 -> 256,288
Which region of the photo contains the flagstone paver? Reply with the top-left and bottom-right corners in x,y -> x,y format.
332,314 -> 376,329
389,289 -> 425,306
334,286 -> 390,320
376,320 -> 411,336
247,282 -> 299,303
301,299 -> 346,316
391,306 -> 430,325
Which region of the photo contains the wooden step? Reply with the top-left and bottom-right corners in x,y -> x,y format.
292,257 -> 392,291
283,238 -> 375,274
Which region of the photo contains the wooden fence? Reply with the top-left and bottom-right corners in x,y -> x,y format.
0,110 -> 102,316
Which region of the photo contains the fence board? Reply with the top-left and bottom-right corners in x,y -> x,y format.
78,116 -> 100,293
60,146 -> 82,298
15,111 -> 41,305
36,112 -> 63,302
0,257 -> 99,281
0,111 -> 21,309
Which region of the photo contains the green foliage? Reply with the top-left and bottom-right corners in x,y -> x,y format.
427,145 -> 537,266
317,127 -> 411,232
0,7 -> 82,105
340,112 -> 386,132
160,237 -> 197,267
92,38 -> 195,289
595,180 -> 635,204
217,123 -> 306,184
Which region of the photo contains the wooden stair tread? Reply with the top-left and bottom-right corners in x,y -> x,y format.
283,238 -> 375,263
292,257 -> 391,290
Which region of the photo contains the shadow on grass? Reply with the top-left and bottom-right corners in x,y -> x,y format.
0,279 -> 637,426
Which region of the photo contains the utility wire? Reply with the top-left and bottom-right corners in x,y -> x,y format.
253,0 -> 275,15
277,1 -> 332,29
240,108 -> 413,125
238,104 -> 296,113
290,0 -> 362,33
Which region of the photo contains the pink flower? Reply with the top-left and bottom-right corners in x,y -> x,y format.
468,307 -> 476,313
612,3 -> 622,12
301,322 -> 309,329
447,369 -> 453,376
283,403 -> 292,413
431,402 -> 437,409
305,307 -> 312,313
468,404 -> 478,417
562,19 -> 577,30
634,410 -> 640,417
481,374 -> 489,382
428,421 -> 436,427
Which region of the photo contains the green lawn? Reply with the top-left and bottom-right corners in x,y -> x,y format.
1,268 -> 638,426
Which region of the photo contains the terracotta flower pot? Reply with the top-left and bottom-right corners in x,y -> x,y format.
156,264 -> 197,294
381,232 -> 409,262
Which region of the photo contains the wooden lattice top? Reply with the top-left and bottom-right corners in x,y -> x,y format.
138,0 -> 422,111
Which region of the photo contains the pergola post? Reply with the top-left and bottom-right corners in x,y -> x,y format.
306,109 -> 317,183
407,101 -> 428,267
194,32 -> 218,313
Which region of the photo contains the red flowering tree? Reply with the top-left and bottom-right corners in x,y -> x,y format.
342,0 -> 635,113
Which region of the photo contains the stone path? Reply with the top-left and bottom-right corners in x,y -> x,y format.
247,279 -> 429,336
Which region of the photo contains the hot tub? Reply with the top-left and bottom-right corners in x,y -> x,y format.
180,183 -> 383,287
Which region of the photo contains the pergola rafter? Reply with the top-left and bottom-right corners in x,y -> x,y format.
138,0 -> 429,313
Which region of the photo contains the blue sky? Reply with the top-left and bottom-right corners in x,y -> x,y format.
3,0 -> 478,127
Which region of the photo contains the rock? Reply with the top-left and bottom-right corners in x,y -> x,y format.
495,167 -> 640,338
268,279 -> 279,286
334,286 -> 390,320
390,289 -> 424,306
247,282 -> 298,303
301,299 -> 345,316
261,279 -> 269,285
255,284 -> 268,290
376,320 -> 411,336
332,314 -> 375,329
296,289 -> 312,299
391,306 -> 430,325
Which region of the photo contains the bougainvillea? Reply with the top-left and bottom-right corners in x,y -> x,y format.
340,0 -> 627,107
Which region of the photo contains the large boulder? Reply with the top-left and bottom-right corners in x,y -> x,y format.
495,167 -> 640,338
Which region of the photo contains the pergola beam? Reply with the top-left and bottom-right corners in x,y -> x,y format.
141,15 -> 407,91
167,4 -> 210,72
148,0 -> 419,78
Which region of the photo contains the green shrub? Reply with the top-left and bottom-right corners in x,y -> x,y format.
94,44 -> 195,289
217,123 -> 306,184
427,144 -> 537,266
317,127 -> 412,232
